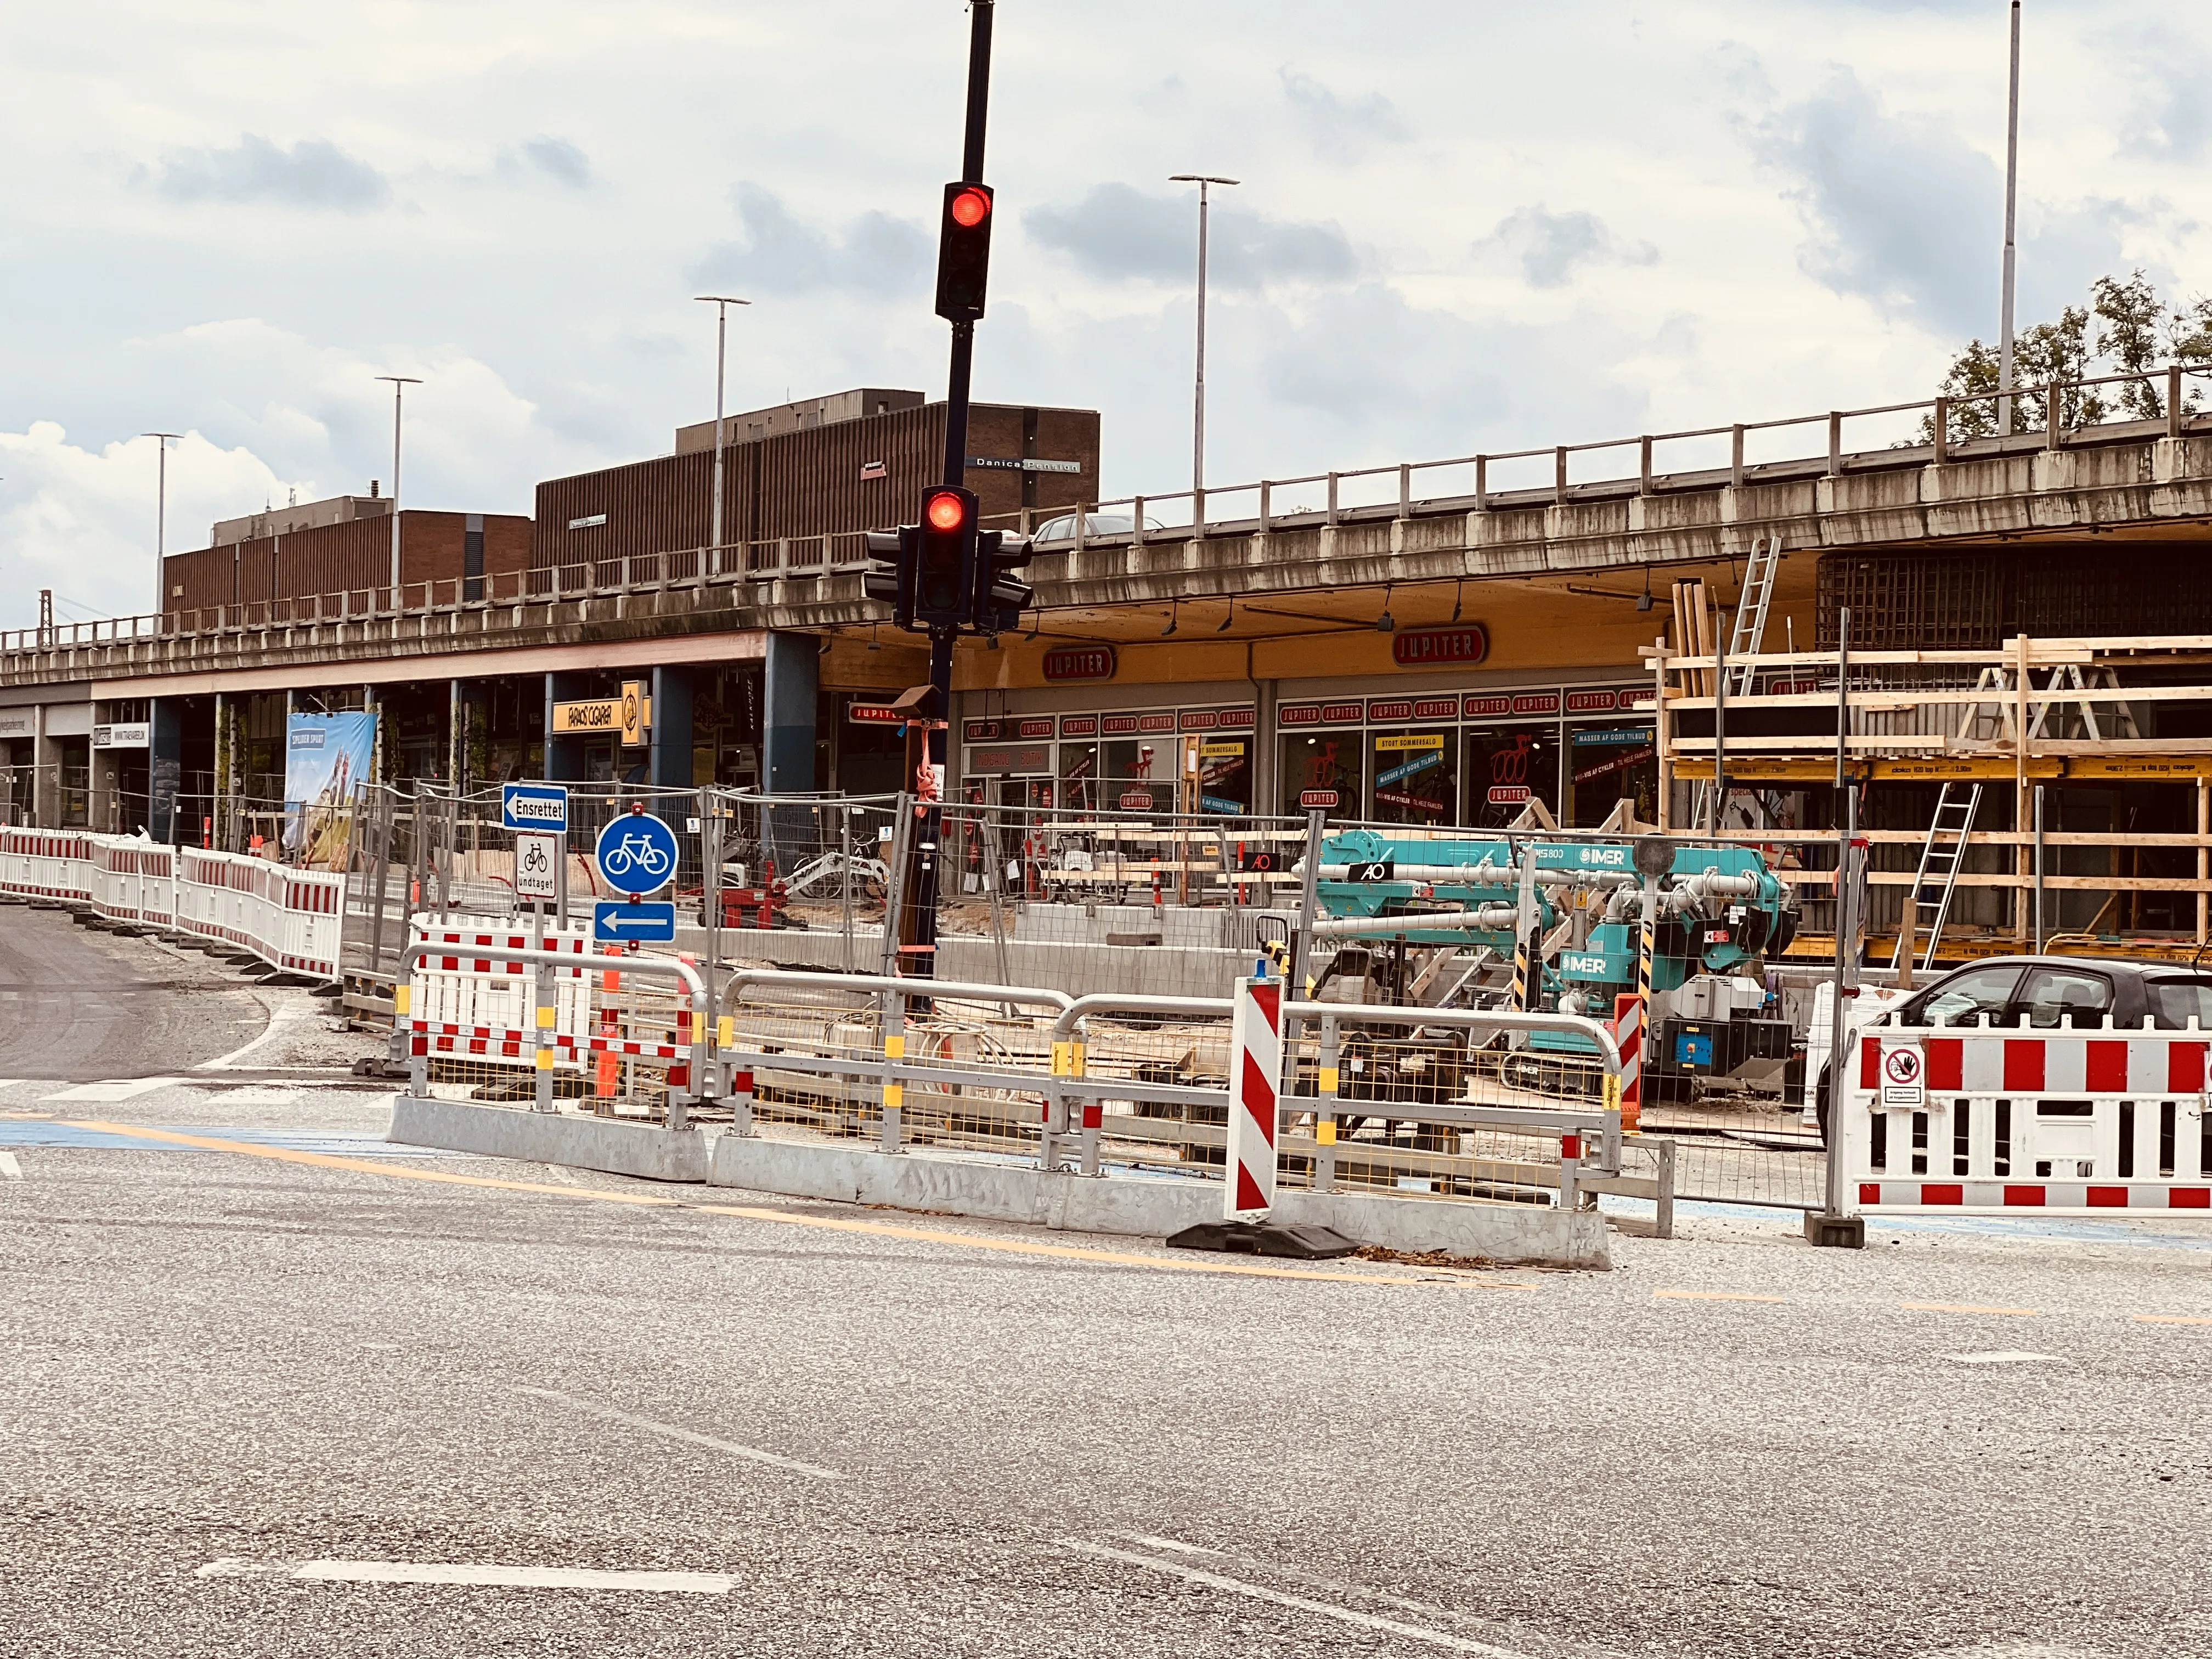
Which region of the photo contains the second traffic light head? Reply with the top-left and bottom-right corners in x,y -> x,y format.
913,486 -> 977,629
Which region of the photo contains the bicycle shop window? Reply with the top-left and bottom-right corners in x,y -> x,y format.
1195,737 -> 1251,815
1368,729 -> 1455,826
1567,721 -> 1656,827
1102,737 -> 1172,812
1464,724 -> 1559,829
1278,730 -> 1364,821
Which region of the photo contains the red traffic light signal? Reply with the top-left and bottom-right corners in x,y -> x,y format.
926,489 -> 969,532
934,180 -> 995,324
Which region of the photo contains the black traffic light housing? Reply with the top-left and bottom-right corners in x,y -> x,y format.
912,486 -> 977,629
862,526 -> 918,631
974,529 -> 1034,635
934,182 -> 995,324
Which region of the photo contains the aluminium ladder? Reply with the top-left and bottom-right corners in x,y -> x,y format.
1690,534 -> 1784,831
1891,782 -> 1983,970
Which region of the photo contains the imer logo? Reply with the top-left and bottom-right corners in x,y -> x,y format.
1573,844 -> 1629,868
1558,952 -> 1612,976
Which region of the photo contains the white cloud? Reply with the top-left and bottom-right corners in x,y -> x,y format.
0,0 -> 2207,631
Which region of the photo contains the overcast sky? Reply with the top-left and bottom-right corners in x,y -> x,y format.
3,1 -> 2207,628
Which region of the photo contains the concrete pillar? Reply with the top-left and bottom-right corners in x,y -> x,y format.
364,684 -> 383,791
1254,678 -> 1278,817
762,632 -> 819,795
447,680 -> 463,792
648,665 -> 695,790
150,698 -> 183,844
31,704 -> 53,829
544,673 -> 586,782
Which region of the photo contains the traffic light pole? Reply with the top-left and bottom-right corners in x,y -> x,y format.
902,0 -> 995,997
939,0 -> 992,491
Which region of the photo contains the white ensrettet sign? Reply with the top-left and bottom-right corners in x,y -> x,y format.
514,831 -> 561,901
1880,1041 -> 1926,1107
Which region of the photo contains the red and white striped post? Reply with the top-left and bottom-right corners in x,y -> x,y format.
1225,975 -> 1283,1220
1611,992 -> 1643,1132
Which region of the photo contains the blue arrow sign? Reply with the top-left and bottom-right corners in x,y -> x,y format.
503,782 -> 569,833
593,809 -> 680,897
594,900 -> 678,944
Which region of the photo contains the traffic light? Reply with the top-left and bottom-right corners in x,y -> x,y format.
974,529 -> 1034,635
934,182 -> 995,324
862,526 -> 917,631
913,486 -> 977,628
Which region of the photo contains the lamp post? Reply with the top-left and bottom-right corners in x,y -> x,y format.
142,432 -> 182,618
374,375 -> 422,601
693,296 -> 751,568
1997,0 -> 2021,437
1169,174 -> 1238,518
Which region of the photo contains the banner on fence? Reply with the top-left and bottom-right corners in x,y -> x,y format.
285,712 -> 377,866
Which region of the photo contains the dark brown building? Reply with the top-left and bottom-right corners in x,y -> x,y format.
160,501 -> 532,617
533,392 -> 1101,571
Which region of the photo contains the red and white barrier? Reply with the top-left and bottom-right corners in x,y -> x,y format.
1846,1024 -> 2212,1214
1,829 -> 348,980
1611,992 -> 1643,1130
1224,974 -> 1283,1219
405,918 -> 594,1066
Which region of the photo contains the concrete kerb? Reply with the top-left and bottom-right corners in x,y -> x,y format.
707,1133 -> 1609,1268
387,1093 -> 712,1183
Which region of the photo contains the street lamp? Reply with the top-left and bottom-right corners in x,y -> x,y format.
693,296 -> 751,567
142,432 -> 182,618
1169,174 -> 1238,515
1997,0 -> 2021,437
374,375 -> 423,600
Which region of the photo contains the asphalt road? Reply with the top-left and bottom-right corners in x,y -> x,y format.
0,903 -> 269,1079
3,913 -> 2210,1657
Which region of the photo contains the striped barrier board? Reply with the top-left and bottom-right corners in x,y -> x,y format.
1224,974 -> 1283,1220
1846,1025 -> 2212,1215
1611,992 -> 1643,1129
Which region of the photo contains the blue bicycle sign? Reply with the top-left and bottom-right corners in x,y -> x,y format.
593,808 -> 680,897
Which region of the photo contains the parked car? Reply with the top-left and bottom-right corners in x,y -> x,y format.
1030,510 -> 1167,544
1812,955 -> 2212,1142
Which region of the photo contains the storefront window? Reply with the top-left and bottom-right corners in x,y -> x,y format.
1368,729 -> 1455,825
1058,742 -> 1101,814
1464,725 -> 1560,828
1278,731 -> 1364,821
1568,723 -> 1657,826
1196,737 -> 1251,815
1103,738 -> 1172,812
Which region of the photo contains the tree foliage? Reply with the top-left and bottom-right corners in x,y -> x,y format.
1922,270 -> 2212,443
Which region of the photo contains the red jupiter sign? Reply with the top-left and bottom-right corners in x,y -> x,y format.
1042,645 -> 1116,682
1392,624 -> 1488,668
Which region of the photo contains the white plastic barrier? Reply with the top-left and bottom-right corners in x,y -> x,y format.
0,828 -> 348,981
1846,1022 -> 2212,1215
404,916 -> 596,1069
0,827 -> 95,901
91,839 -> 177,928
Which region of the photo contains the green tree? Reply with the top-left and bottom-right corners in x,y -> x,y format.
1921,269 -> 2212,444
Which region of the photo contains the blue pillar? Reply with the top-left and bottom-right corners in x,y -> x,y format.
544,672 -> 585,782
150,698 -> 183,844
648,665 -> 695,789
761,632 -> 819,795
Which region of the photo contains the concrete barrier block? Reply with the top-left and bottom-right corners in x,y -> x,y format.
386,1094 -> 711,1183
708,1135 -> 1607,1267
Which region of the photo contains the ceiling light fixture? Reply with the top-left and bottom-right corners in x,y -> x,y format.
1637,568 -> 1654,612
1450,579 -> 1464,624
1161,600 -> 1180,638
1216,596 -> 1234,633
1374,584 -> 1396,634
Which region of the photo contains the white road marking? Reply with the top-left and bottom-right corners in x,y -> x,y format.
1125,1534 -> 1482,1626
199,994 -> 313,1071
1063,1537 -> 1537,1656
516,1386 -> 844,1480
1946,1351 -> 2068,1365
195,1558 -> 730,1593
41,1077 -> 179,1103
0,1150 -> 21,1181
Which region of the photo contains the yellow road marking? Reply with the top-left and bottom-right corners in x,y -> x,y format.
1654,1289 -> 1787,1304
64,1119 -> 1476,1289
2134,1313 -> 2212,1326
1901,1301 -> 2039,1317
